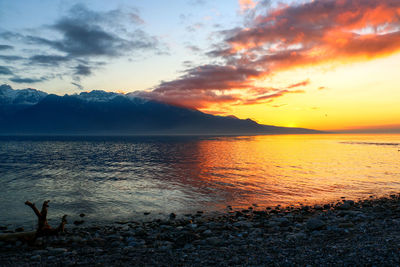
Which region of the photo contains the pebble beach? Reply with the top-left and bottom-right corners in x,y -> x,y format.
2,194 -> 400,266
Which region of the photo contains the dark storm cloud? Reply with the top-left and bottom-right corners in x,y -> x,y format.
10,76 -> 46,83
29,55 -> 70,65
0,45 -> 13,50
74,64 -> 91,76
0,31 -> 23,41
0,4 -> 165,83
0,66 -> 13,75
0,55 -> 24,61
49,20 -> 131,57
27,4 -> 161,58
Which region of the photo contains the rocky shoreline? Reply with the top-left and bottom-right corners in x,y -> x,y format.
2,195 -> 400,266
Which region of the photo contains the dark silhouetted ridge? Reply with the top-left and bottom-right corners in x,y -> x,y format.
0,85 -> 321,135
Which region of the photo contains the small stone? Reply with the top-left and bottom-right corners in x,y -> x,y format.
48,247 -> 68,254
294,232 -> 307,240
233,221 -> 253,228
206,237 -> 222,246
183,243 -> 192,250
15,227 -> 24,232
337,202 -> 352,210
127,241 -> 138,247
306,218 -> 325,231
314,205 -> 323,210
111,241 -> 121,247
235,211 -> 243,217
79,213 -> 85,217
71,238 -> 82,243
125,236 -> 136,242
338,222 -> 354,228
144,212 -> 150,215
189,223 -> 197,229
323,204 -> 331,209
30,255 -> 41,261
275,217 -> 291,227
203,229 -> 212,236
169,213 -> 176,220
73,220 -> 85,225
175,232 -> 200,247
33,250 -> 48,254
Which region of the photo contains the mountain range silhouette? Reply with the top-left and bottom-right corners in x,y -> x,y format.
0,84 -> 320,135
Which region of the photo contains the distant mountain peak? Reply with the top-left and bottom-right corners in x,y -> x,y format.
245,118 -> 258,124
226,115 -> 239,119
0,84 -> 13,91
75,90 -> 121,102
0,84 -> 47,105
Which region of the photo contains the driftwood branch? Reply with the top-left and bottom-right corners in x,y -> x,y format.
0,200 -> 67,243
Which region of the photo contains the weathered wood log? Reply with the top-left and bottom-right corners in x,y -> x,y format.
0,200 -> 67,243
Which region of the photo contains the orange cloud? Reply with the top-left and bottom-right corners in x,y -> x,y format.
239,89 -> 305,106
139,0 -> 400,112
221,0 -> 400,71
287,79 -> 310,89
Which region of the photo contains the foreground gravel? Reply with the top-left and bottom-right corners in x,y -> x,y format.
2,195 -> 400,266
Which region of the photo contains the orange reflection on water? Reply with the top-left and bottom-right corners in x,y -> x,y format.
187,134 -> 400,210
2,134 -> 400,226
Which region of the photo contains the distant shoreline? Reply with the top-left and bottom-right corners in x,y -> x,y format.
0,132 -> 328,138
3,132 -> 400,139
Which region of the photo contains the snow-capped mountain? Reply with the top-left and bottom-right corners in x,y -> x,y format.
74,90 -> 120,102
75,89 -> 150,105
0,84 -> 149,105
0,84 -> 48,105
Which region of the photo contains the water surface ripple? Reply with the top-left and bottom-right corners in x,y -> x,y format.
1,134 -> 400,227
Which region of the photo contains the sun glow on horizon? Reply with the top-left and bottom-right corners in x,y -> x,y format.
197,52 -> 400,131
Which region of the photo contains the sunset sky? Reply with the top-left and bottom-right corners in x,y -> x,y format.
1,0 -> 400,131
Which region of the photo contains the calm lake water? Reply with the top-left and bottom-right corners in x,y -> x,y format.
1,134 -> 400,228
